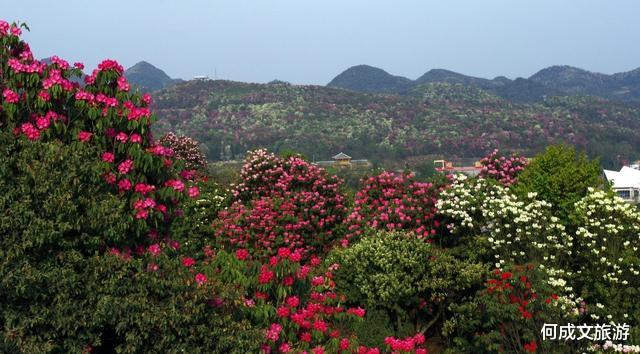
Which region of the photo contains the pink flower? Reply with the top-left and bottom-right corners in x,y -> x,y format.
36,116 -> 50,130
97,59 -> 124,74
182,257 -> 196,267
276,306 -> 290,318
195,273 -> 207,285
101,152 -> 115,163
78,131 -> 92,142
286,296 -> 300,308
10,24 -> 21,36
37,90 -> 50,102
279,343 -> 291,353
311,276 -> 324,286
265,323 -> 282,342
165,179 -> 185,192
258,265 -> 274,284
129,133 -> 142,144
147,244 -> 161,256
235,248 -> 249,261
115,132 -> 128,143
117,178 -> 132,192
118,159 -> 134,174
340,338 -> 350,350
3,88 -> 19,103
348,307 -> 366,317
142,93 -> 152,105
187,186 -> 200,198
20,123 -> 40,140
103,172 -> 116,184
117,76 -> 130,92
73,62 -> 84,70
312,320 -> 328,333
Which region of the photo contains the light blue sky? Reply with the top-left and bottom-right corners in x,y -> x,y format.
2,0 -> 639,84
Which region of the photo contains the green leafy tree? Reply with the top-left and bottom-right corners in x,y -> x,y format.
513,145 -> 602,221
329,230 -> 485,346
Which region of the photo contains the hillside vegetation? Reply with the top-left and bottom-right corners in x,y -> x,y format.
152,80 -> 640,167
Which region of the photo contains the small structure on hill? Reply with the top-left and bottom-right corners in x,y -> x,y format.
603,165 -> 640,203
314,152 -> 371,169
332,152 -> 352,166
434,159 -> 483,177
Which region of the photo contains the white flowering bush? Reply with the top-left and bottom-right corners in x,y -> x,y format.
572,188 -> 640,325
437,175 -> 572,270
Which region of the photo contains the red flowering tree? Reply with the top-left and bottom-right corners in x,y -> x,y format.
344,171 -> 444,245
478,149 -> 528,186
215,149 -> 347,259
444,264 -> 578,353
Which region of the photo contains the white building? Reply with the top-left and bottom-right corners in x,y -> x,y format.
603,166 -> 640,203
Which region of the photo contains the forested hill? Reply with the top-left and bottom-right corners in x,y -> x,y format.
328,64 -> 640,104
151,79 -> 640,168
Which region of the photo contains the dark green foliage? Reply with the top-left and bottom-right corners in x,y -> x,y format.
0,133 -> 260,353
513,144 -> 603,221
329,230 -> 486,342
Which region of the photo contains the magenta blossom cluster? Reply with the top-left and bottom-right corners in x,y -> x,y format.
216,149 -> 347,259
478,149 -> 528,186
344,171 -> 444,245
0,20 -> 200,241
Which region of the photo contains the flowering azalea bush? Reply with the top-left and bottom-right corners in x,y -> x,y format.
158,132 -> 208,171
443,265 -> 580,353
478,149 -> 528,186
344,171 -> 444,245
0,20 -> 259,352
0,132 -> 261,352
215,149 -> 347,258
0,20 -> 199,245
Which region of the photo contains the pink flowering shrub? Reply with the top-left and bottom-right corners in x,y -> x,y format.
209,246 -> 431,353
215,149 -> 347,258
478,149 -> 528,186
0,20 -> 200,245
158,132 -> 208,171
344,171 -> 444,245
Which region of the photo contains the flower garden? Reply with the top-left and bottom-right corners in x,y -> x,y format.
1,20 -> 640,353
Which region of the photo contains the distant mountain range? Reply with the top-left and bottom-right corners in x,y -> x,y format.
327,64 -> 640,103
124,61 -> 183,92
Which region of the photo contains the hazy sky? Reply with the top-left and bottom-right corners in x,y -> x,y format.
3,0 -> 639,85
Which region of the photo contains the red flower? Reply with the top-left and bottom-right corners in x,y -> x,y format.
147,244 -> 161,256
78,131 -> 92,142
3,88 -> 19,103
118,159 -> 134,174
187,186 -> 200,198
101,152 -> 115,163
258,265 -> 275,284
235,248 -> 249,261
286,296 -> 300,308
523,340 -> 537,353
182,257 -> 196,267
195,273 -> 207,285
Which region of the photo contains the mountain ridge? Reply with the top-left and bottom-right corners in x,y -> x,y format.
124,61 -> 183,92
328,64 -> 640,103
